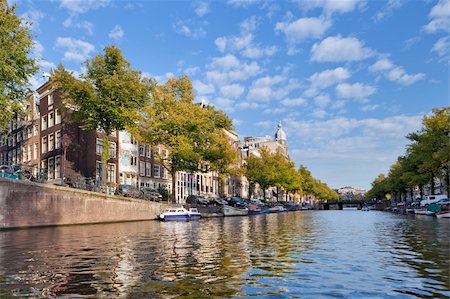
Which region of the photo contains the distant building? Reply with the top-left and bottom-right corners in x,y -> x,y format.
337,186 -> 367,199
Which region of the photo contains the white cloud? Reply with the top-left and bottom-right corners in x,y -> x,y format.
275,17 -> 331,44
236,101 -> 261,110
63,17 -> 94,35
227,0 -> 259,8
314,94 -> 331,108
21,7 -> 44,30
300,0 -> 363,15
431,36 -> 450,57
369,58 -> 394,72
193,80 -> 215,95
194,2 -> 209,16
362,104 -> 379,112
109,25 -> 124,40
424,0 -> 450,33
32,40 -> 44,58
240,16 -> 258,33
311,35 -> 373,62
214,97 -> 235,113
336,83 -> 376,99
173,19 -> 206,39
281,97 -> 307,107
374,0 -> 402,22
242,45 -> 278,59
215,33 -> 276,59
255,120 -> 273,128
184,66 -> 200,75
263,107 -> 285,114
309,67 -> 351,89
387,67 -> 425,86
59,0 -> 110,14
220,84 -> 245,99
247,86 -> 272,101
55,37 -> 95,62
369,58 -> 425,85
312,109 -> 327,118
206,55 -> 261,85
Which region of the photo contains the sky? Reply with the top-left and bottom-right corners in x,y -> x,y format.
12,0 -> 450,190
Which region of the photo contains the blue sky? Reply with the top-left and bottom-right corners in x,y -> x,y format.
13,0 -> 449,189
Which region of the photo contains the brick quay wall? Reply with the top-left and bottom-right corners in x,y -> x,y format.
0,178 -> 168,229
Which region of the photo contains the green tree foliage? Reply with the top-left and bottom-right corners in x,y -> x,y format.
53,46 -> 149,136
0,0 -> 38,132
367,107 -> 450,200
366,174 -> 389,200
138,75 -> 237,202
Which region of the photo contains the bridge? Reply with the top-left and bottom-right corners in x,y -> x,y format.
319,200 -> 377,210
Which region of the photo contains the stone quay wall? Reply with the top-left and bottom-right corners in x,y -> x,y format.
0,178 -> 169,229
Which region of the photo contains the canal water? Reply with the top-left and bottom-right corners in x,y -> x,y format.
0,211 -> 449,298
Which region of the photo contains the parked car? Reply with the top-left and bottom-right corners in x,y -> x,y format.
115,184 -> 142,198
142,189 -> 163,202
186,195 -> 209,205
229,196 -> 246,208
420,195 -> 448,207
212,198 -> 228,205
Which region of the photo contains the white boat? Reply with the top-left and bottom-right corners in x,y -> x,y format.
362,206 -> 370,211
414,209 -> 435,216
223,205 -> 248,216
159,207 -> 201,221
436,211 -> 450,218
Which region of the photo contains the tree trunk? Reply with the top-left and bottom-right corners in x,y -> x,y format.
446,166 -> 450,197
263,187 -> 266,200
420,184 -> 424,198
431,173 -> 435,195
171,171 -> 176,204
219,174 -> 226,198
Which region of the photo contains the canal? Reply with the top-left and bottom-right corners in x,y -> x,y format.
0,211 -> 449,298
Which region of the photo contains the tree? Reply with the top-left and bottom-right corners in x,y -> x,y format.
53,46 -> 150,184
138,75 -> 236,203
245,147 -> 277,200
366,174 -> 389,201
0,0 -> 38,132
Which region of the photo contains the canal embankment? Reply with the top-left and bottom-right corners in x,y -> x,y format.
0,178 -> 168,229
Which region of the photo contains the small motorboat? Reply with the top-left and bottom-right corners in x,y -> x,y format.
362,206 -> 370,211
158,207 -> 201,221
247,204 -> 261,215
268,206 -> 286,213
436,211 -> 450,218
414,209 -> 435,216
223,205 -> 248,216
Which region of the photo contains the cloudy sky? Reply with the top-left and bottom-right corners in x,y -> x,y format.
14,0 -> 449,189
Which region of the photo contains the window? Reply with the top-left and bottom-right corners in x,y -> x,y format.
146,162 -> 151,177
139,144 -> 145,156
22,146 -> 27,162
55,156 -> 61,179
48,93 -> 53,106
55,109 -> 61,124
139,161 -> 145,176
34,143 -> 38,160
41,159 -> 47,171
145,145 -> 151,158
131,156 -> 137,166
27,127 -> 32,138
48,133 -> 54,151
42,136 -> 47,154
96,161 -> 102,180
28,145 -> 32,162
96,138 -> 103,155
153,164 -> 160,178
109,142 -> 116,158
55,131 -> 61,149
48,112 -> 54,128
48,157 -> 54,179
107,163 -> 115,183
33,124 -> 38,136
41,115 -> 47,130
12,134 -> 16,146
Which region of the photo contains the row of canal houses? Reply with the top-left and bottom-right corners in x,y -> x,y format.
0,76 -> 290,203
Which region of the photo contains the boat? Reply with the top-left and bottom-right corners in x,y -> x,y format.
247,204 -> 261,215
362,206 -> 370,211
414,209 -> 435,216
223,205 -> 248,216
268,206 -> 286,213
436,211 -> 450,218
158,207 -> 201,221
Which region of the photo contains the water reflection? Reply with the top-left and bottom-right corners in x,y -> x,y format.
0,211 -> 448,298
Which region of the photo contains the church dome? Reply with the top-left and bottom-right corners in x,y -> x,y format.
275,121 -> 286,142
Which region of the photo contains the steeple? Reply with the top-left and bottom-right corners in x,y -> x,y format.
275,121 -> 286,145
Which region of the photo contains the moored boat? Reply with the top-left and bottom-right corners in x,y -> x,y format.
158,207 -> 201,221
223,205 -> 248,216
414,209 -> 435,216
436,211 -> 450,218
247,204 -> 261,215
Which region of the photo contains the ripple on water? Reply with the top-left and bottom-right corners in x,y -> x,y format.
0,211 -> 449,298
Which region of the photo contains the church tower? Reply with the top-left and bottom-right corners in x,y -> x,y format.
275,121 -> 287,146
